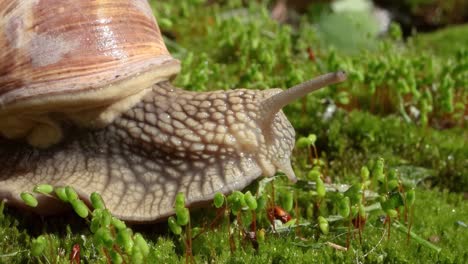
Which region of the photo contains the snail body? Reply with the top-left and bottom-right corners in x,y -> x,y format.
0,0 -> 346,221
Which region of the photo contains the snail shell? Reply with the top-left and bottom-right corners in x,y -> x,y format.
0,0 -> 346,221
0,0 -> 179,147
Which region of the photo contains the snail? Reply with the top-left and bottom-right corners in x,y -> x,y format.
0,0 -> 346,222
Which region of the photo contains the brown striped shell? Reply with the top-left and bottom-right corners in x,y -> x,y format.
0,0 -> 180,147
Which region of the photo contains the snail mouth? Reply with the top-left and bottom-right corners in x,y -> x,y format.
253,150 -> 296,183
274,158 -> 297,183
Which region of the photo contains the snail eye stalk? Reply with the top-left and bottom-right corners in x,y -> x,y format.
259,71 -> 347,125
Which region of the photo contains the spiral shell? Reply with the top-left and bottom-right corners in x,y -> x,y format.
0,0 -> 179,145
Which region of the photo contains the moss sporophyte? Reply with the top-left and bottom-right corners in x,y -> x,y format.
19,153 -> 444,263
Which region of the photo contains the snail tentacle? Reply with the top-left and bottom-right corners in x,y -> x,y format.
259,71 -> 347,126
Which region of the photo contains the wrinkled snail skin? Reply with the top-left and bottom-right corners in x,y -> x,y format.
0,0 -> 347,222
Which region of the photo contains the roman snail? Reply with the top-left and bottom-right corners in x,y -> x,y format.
0,0 -> 346,221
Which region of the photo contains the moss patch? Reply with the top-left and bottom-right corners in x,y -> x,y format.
412,24 -> 468,57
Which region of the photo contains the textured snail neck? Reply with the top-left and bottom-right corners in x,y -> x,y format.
114,83 -> 243,158
114,82 -> 267,159
113,82 -> 297,178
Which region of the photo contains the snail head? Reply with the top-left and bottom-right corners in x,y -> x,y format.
228,71 -> 348,182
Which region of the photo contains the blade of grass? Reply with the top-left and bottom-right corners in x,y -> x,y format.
392,221 -> 441,253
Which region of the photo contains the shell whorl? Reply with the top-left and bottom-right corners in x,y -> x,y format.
0,0 -> 177,104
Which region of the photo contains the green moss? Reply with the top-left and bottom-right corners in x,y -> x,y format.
412,24 -> 468,58
290,107 -> 467,191
153,0 -> 467,126
2,189 -> 466,263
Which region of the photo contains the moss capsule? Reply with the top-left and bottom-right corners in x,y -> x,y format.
176,207 -> 190,226
110,250 -> 123,264
70,199 -> 89,218
307,170 -> 320,181
65,186 -> 79,201
54,187 -> 69,202
308,134 -> 317,145
386,209 -> 398,218
131,246 -> 144,264
244,191 -> 258,211
175,192 -> 186,211
306,204 -> 314,219
228,191 -> 246,213
280,191 -> 294,211
338,197 -> 350,218
158,18 -> 173,29
373,158 -> 385,182
116,228 -> 134,254
112,217 -> 127,231
318,216 -> 329,235
95,227 -> 114,248
257,229 -> 265,242
296,137 -> 312,148
359,203 -> 366,218
168,216 -> 182,235
31,235 -> 47,256
256,195 -> 267,211
316,178 -> 326,198
360,166 -> 370,181
387,179 -> 400,191
90,218 -> 100,234
90,192 -> 105,210
213,192 -> 225,208
134,233 -> 150,257
406,189 -> 416,206
33,184 -> 54,195
388,192 -> 405,208
100,209 -> 112,227
20,192 -> 38,207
